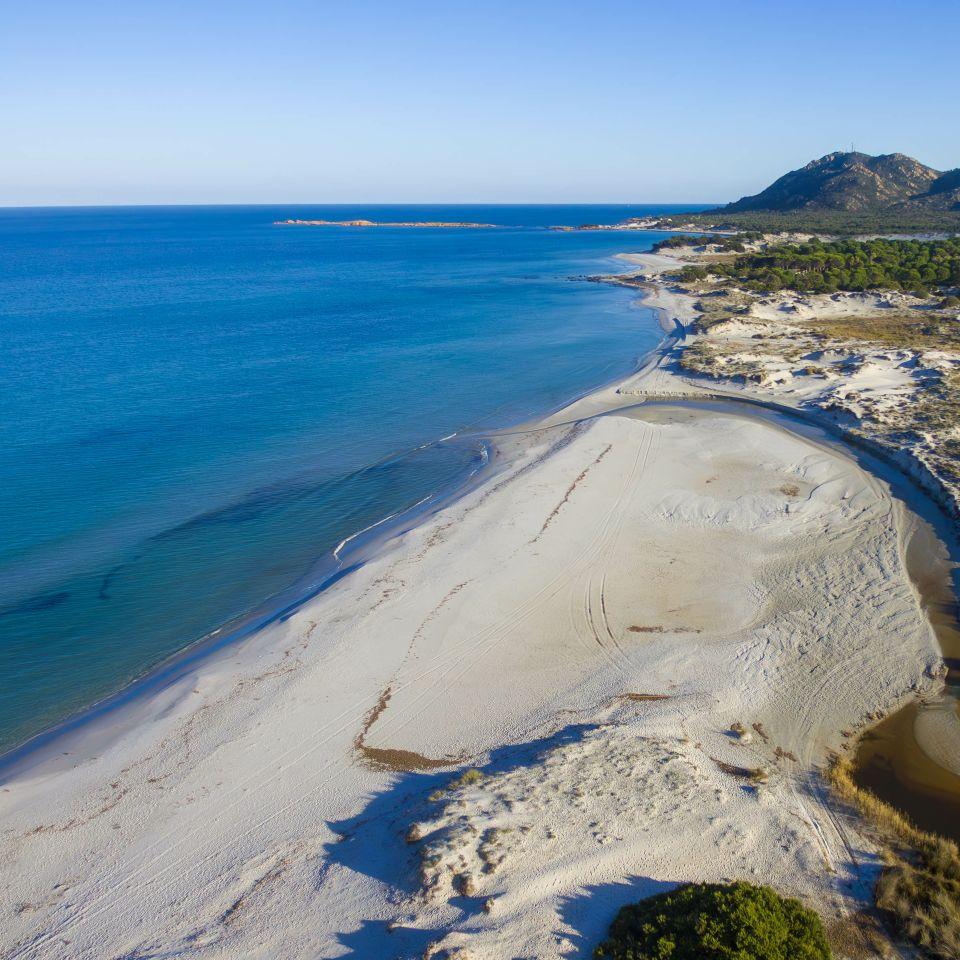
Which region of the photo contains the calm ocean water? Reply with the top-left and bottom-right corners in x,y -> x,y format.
0,204 -> 698,754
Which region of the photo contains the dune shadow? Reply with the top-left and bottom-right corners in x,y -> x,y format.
322,723 -> 598,955
556,875 -> 676,958
333,917 -> 446,959
323,766 -> 449,895
323,721 -> 887,958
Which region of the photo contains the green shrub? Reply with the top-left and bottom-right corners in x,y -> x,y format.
448,767 -> 484,789
593,881 -> 831,960
678,265 -> 708,282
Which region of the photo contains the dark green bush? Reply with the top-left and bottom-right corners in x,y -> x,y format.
678,265 -> 709,282
593,881 -> 832,960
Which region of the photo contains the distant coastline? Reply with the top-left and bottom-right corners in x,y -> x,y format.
274,218 -> 498,228
274,216 -> 714,233
274,216 -> 711,233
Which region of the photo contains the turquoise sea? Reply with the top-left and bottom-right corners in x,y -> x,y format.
0,204 -> 699,755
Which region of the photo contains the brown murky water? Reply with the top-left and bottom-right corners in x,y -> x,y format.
855,703 -> 960,842
854,514 -> 960,843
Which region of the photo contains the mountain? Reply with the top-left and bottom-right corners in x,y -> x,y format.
719,152 -> 960,214
912,168 -> 960,209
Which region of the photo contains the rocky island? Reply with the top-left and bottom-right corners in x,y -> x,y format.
275,218 -> 498,228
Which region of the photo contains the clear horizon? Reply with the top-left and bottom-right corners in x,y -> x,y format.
4,0 -> 959,206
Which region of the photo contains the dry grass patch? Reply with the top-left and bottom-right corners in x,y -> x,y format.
825,911 -> 894,960
677,341 -> 767,382
828,754 -> 960,958
804,312 -> 960,351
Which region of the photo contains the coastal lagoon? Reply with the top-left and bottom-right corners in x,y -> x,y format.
0,205 -> 691,754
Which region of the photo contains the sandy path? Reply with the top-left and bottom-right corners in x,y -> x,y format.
0,389 -> 942,958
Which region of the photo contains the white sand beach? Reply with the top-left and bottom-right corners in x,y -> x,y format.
0,331 -> 947,958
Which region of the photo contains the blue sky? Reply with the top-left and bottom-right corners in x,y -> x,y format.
2,0 -> 958,205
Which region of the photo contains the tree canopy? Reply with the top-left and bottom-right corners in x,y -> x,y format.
706,237 -> 960,295
654,233 -> 763,253
594,881 -> 832,960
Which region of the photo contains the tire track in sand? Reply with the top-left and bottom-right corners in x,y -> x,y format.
14,421 -> 660,959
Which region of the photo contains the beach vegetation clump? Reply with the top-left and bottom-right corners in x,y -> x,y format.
449,768 -> 485,789
688,293 -> 751,331
678,341 -> 768,383
690,312 -> 739,333
712,757 -> 768,784
729,720 -> 751,741
828,754 -> 960,959
428,767 -> 486,802
654,233 -> 763,253
593,881 -> 831,959
679,265 -> 709,282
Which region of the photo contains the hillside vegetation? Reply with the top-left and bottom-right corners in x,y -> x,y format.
653,233 -> 762,253
664,208 -> 960,234
682,237 -> 960,296
723,152 -> 951,214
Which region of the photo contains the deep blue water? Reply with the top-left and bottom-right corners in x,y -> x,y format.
0,204 -> 699,753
